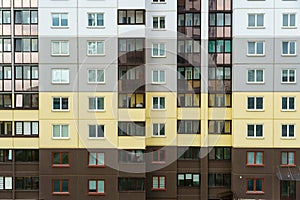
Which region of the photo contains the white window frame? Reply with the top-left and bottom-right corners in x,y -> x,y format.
51,13 -> 68,28
282,41 -> 296,56
282,13 -> 296,28
152,16 -> 166,30
88,124 -> 105,139
281,124 -> 295,138
247,96 -> 264,111
152,123 -> 165,137
281,97 -> 295,111
247,41 -> 265,56
281,69 -> 296,83
87,41 -> 105,56
51,41 -> 69,56
52,124 -> 69,139
247,124 -> 264,138
88,97 -> 105,111
152,43 -> 166,57
87,13 -> 104,27
152,70 -> 166,84
152,0 -> 166,3
87,69 -> 105,84
247,69 -> 264,83
51,69 -> 70,84
152,97 -> 166,110
248,13 -> 264,28
52,97 -> 69,111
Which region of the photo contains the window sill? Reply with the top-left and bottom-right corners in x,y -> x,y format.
52,192 -> 70,195
50,26 -> 69,29
246,164 -> 264,167
281,54 -> 297,57
86,54 -> 106,57
152,109 -> 166,111
246,137 -> 264,139
88,192 -> 105,196
280,164 -> 296,167
151,135 -> 166,138
246,82 -> 265,84
246,109 -> 265,112
281,26 -> 297,29
247,27 -> 265,29
87,26 -> 105,29
246,191 -> 264,195
152,188 -> 166,191
151,2 -> 167,4
88,137 -> 105,140
52,164 -> 70,168
247,54 -> 265,57
87,82 -> 106,85
152,29 -> 166,31
52,137 -> 70,140
51,82 -> 70,85
281,109 -> 296,112
52,109 -> 70,112
87,110 -> 105,112
152,161 -> 166,164
280,137 -> 296,140
51,54 -> 70,57
88,165 -> 105,168
152,56 -> 167,58
281,82 -> 296,84
151,82 -> 166,85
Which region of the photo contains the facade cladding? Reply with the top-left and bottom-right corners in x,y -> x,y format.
0,0 -> 299,199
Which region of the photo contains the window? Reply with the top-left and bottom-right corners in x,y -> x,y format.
89,180 -> 105,195
0,38 -> 12,52
87,41 -> 104,55
0,10 -> 11,24
152,43 -> 166,57
152,149 -> 165,163
178,67 -> 201,80
0,121 -> 12,136
15,38 -> 38,52
208,120 -> 231,134
152,97 -> 165,109
178,40 -> 201,53
208,174 -> 231,187
152,123 -> 165,137
52,152 -> 69,167
281,152 -> 295,166
88,69 -> 104,83
248,41 -> 264,55
119,150 -> 144,163
153,16 -> 165,29
248,14 -> 264,27
177,120 -> 200,134
118,122 -> 145,136
89,124 -> 104,138
15,121 -> 38,136
177,174 -> 200,187
15,150 -> 38,162
247,179 -> 264,193
15,93 -> 39,109
89,152 -> 105,167
152,70 -> 166,84
209,13 -> 230,27
0,94 -> 12,109
247,151 -> 264,166
282,97 -> 295,111
88,13 -> 104,27
15,10 -> 38,24
247,97 -> 263,110
282,69 -> 296,83
51,41 -> 69,55
208,40 -> 231,53
0,66 -> 12,92
209,147 -> 231,160
178,147 -> 199,160
52,69 -> 69,84
282,13 -> 296,28
52,97 -> 68,111
153,0 -> 165,3
0,177 -> 12,190
14,65 -> 39,92
282,124 -> 295,138
0,150 -> 12,162
247,69 -> 264,83
15,177 -> 39,190
52,13 -> 68,27
118,178 -> 145,191
282,41 -> 296,55
118,10 -> 145,25
247,124 -> 263,137
152,176 -> 165,190
52,125 -> 69,139
52,179 -> 69,194
88,97 -> 104,111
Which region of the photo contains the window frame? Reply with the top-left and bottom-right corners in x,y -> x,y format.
282,41 -> 296,56
51,13 -> 69,28
87,41 -> 105,56
247,96 -> 264,111
177,173 -> 200,187
0,176 -> 13,190
52,152 -> 70,167
247,41 -> 265,56
246,178 -> 264,194
281,96 -> 295,111
152,123 -> 165,137
281,151 -> 296,166
152,69 -> 166,84
87,12 -> 104,27
52,97 -> 69,111
248,13 -> 264,28
247,69 -> 264,84
246,151 -> 264,166
152,16 -> 166,30
51,68 -> 70,84
152,43 -> 166,57
87,69 -> 105,84
88,97 -> 104,111
88,152 -> 105,167
88,124 -> 105,139
152,97 -> 166,110
52,124 -> 69,139
152,176 -> 166,191
281,124 -> 295,138
88,179 -> 105,195
281,69 -> 296,84
52,179 -> 70,195
51,41 -> 69,56
14,121 -> 39,136
247,124 -> 264,138
152,149 -> 166,164
282,13 -> 296,28
117,9 -> 145,25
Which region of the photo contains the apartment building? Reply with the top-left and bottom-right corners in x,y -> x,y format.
0,0 -> 298,199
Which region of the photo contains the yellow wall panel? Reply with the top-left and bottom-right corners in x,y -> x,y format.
14,138 -> 39,148
177,108 -> 201,120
